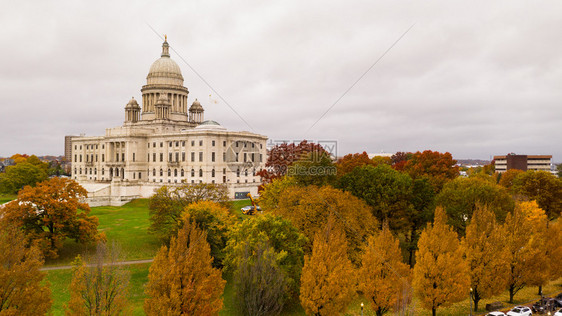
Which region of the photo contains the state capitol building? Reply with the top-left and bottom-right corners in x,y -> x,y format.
70,38 -> 268,206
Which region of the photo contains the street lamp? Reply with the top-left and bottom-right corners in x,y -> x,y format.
361,302 -> 364,316
469,288 -> 473,316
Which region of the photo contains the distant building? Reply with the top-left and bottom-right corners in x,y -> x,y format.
64,136 -> 74,163
493,154 -> 552,173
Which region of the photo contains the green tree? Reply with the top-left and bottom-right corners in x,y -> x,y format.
337,164 -> 413,232
435,177 -> 514,235
148,183 -> 230,242
300,217 -> 355,316
512,170 -> 562,220
0,224 -> 52,315
462,205 -> 509,311
144,221 -> 225,315
405,177 -> 435,266
359,224 -> 411,316
288,152 -> 337,187
225,214 -> 307,300
413,207 -> 470,316
0,177 -> 100,258
234,240 -> 287,316
258,176 -> 298,210
66,242 -> 130,315
0,162 -> 48,194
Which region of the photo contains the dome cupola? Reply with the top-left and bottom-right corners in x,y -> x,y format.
146,36 -> 183,86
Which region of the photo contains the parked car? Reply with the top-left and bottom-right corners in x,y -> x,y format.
533,298 -> 562,313
554,308 -> 562,316
507,306 -> 533,316
486,312 -> 506,316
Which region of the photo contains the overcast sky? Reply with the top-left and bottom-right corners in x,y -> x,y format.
1,1 -> 561,162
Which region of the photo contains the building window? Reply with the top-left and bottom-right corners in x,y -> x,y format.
199,169 -> 203,177
138,172 -> 141,179
235,153 -> 239,162
102,154 -> 104,162
223,152 -> 226,162
245,170 -> 248,176
153,142 -> 156,147
133,173 -> 135,179
101,168 -> 104,175
212,140 -> 215,146
95,155 -> 98,162
182,152 -> 185,161
148,153 -> 150,162
236,168 -> 240,177
169,153 -> 172,161
181,169 -> 184,177
122,153 -> 125,161
168,169 -> 171,177
74,154 -> 77,162
175,141 -> 179,147
160,169 -> 163,176
251,153 -> 255,162
191,140 -> 195,146
244,153 -> 247,162
102,144 -> 105,149
199,140 -> 203,146
133,153 -> 135,162
223,141 -> 226,147
199,152 -> 203,162
160,142 -> 163,147
223,168 -> 226,174
174,169 -> 178,177
153,169 -> 156,176
191,152 -> 195,162
74,145 -> 77,150
182,141 -> 185,146
211,152 -> 215,162
212,169 -> 215,177
191,169 -> 195,177
80,155 -> 82,162
160,153 -> 163,162
153,153 -> 156,162
175,152 -> 179,162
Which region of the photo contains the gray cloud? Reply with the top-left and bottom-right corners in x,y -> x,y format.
1,0 -> 561,162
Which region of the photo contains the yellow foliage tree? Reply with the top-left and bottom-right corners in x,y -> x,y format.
518,201 -> 550,295
272,185 -> 378,263
66,243 -> 130,315
503,201 -> 544,303
358,224 -> 411,316
300,217 -> 356,316
0,224 -> 52,315
462,205 -> 509,312
413,207 -> 470,316
547,220 -> 562,281
144,220 -> 225,315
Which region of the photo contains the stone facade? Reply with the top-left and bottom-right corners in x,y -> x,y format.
71,38 -> 267,206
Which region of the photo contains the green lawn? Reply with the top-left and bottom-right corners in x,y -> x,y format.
46,263 -> 150,316
0,193 -> 16,204
45,199 -> 161,266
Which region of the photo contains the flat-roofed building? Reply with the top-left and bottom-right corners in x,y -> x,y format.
493,154 -> 552,173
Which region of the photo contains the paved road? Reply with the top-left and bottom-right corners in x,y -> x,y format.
41,259 -> 154,271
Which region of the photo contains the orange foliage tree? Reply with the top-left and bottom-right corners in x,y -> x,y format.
144,220 -> 225,315
404,150 -> 459,193
0,224 -> 52,315
300,217 -> 355,315
413,208 -> 470,316
335,151 -> 379,177
0,177 -> 100,258
462,205 -> 509,311
358,224 -> 411,316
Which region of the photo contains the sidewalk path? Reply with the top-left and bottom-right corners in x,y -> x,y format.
41,259 -> 154,271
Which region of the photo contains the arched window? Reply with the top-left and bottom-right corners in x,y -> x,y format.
236,168 -> 240,177
211,169 -> 215,177
174,169 -> 178,177
115,168 -> 119,177
191,169 -> 195,177
199,169 -> 203,177
160,169 -> 163,176
181,169 -> 184,177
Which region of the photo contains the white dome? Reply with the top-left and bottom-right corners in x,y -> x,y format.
195,120 -> 227,130
146,40 -> 184,86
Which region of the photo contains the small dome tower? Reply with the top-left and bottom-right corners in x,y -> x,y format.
189,99 -> 204,124
125,97 -> 141,123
